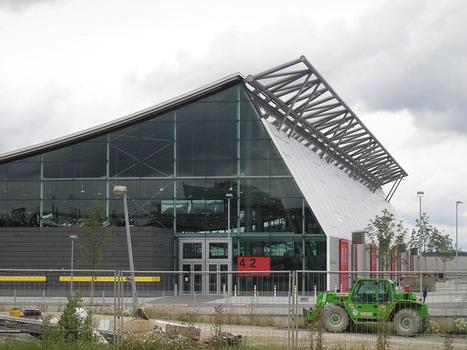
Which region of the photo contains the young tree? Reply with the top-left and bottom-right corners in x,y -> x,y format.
366,209 -> 407,271
427,227 -> 456,270
78,202 -> 112,302
409,213 -> 453,270
409,213 -> 430,270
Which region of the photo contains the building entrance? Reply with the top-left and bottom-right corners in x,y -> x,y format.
178,238 -> 231,295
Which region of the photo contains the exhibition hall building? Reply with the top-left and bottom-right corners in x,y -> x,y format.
0,57 -> 408,291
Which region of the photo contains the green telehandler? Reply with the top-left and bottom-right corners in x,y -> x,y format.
303,278 -> 428,336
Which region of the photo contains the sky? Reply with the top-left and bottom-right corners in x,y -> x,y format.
1,0 -> 467,249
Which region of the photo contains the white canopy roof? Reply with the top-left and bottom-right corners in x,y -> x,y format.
264,120 -> 395,241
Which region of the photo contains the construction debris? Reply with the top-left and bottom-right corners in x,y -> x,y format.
155,320 -> 201,342
205,331 -> 243,346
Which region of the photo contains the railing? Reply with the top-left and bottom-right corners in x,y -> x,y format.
0,269 -> 466,349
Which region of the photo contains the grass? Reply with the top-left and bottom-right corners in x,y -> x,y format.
143,305 -> 285,328
0,342 -> 375,350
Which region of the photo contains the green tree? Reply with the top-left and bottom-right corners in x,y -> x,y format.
58,293 -> 95,343
427,227 -> 456,269
409,212 -> 430,269
409,213 -> 453,270
78,202 -> 112,303
366,209 -> 407,271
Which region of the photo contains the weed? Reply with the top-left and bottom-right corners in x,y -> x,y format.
375,322 -> 391,350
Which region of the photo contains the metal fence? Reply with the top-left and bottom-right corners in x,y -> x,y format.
1,269 -> 467,349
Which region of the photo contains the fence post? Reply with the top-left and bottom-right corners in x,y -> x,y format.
287,271 -> 291,350
113,270 -> 117,348
419,272 -> 423,300
273,285 -> 277,298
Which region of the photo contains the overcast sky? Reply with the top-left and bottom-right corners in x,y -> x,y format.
1,0 -> 467,249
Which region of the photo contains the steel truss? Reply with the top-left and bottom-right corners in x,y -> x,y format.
244,56 -> 407,193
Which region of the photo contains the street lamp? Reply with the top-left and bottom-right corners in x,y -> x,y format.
225,193 -> 234,296
417,191 -> 425,272
417,191 -> 424,224
69,234 -> 78,296
113,185 -> 138,313
456,201 -> 463,259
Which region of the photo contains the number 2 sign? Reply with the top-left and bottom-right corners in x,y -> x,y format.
237,257 -> 270,274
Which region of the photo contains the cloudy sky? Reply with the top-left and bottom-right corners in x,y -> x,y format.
1,0 -> 467,248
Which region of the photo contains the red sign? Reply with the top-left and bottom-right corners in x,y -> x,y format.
370,245 -> 377,277
237,257 -> 270,274
339,240 -> 349,292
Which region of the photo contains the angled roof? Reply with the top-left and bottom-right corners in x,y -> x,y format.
0,56 -> 406,194
264,120 -> 394,240
0,74 -> 242,162
245,56 -> 407,192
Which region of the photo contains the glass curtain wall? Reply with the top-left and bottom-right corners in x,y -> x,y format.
0,83 -> 326,269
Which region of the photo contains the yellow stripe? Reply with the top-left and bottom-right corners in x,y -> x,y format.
59,276 -> 160,283
0,276 -> 46,282
135,276 -> 160,282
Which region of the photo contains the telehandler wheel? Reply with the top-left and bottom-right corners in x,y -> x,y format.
393,308 -> 421,336
320,305 -> 349,333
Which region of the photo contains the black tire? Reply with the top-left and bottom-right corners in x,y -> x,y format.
393,308 -> 421,336
320,305 -> 349,333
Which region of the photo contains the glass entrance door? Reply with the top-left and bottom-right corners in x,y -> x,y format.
179,238 -> 231,295
208,263 -> 228,294
182,263 -> 203,294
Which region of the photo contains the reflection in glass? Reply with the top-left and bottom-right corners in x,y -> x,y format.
73,143 -> 106,177
109,199 -> 174,228
7,182 -> 40,199
209,243 -> 228,259
7,162 -> 40,180
7,200 -> 40,227
183,242 -> 202,259
42,200 -> 105,227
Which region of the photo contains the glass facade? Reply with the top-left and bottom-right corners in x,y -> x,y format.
0,83 -> 326,270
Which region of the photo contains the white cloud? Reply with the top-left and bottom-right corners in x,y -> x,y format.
1,0 -> 467,249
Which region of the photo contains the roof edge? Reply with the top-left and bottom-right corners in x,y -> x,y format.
0,73 -> 243,163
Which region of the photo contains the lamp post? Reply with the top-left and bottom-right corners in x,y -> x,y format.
456,201 -> 463,259
417,191 -> 424,272
113,185 -> 138,313
69,234 -> 78,296
417,191 -> 424,224
225,193 -> 233,296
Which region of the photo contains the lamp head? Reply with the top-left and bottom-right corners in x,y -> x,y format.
457,201 -> 463,205
69,234 -> 78,240
417,191 -> 424,196
113,185 -> 128,195
225,193 -> 234,199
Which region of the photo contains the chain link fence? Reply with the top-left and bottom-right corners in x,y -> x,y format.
1,269 -> 467,349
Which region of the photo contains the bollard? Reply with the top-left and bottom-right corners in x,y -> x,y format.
102,290 -> 105,305
273,285 -> 277,298
13,289 -> 16,306
42,289 -> 46,306
314,285 -> 317,297
253,284 -> 257,298
222,284 -> 226,297
234,284 -> 237,297
174,283 -> 178,297
340,284 -> 343,292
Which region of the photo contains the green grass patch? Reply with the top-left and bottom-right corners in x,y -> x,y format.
144,305 -> 285,328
